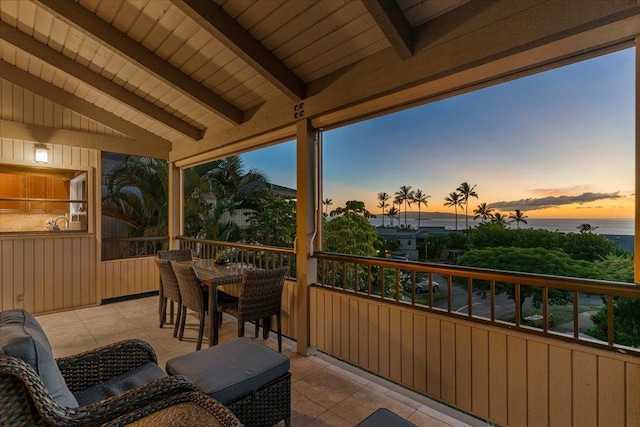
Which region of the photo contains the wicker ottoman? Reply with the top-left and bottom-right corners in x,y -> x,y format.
166,338 -> 290,427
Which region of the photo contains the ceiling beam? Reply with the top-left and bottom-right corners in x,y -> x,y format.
0,120 -> 170,159
35,0 -> 243,126
362,0 -> 413,59
174,0 -> 306,101
0,21 -> 203,141
0,60 -> 172,155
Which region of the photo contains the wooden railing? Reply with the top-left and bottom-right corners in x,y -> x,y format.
177,236 -> 296,279
314,251 -> 640,356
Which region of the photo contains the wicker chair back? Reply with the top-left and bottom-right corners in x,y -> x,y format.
154,258 -> 181,302
157,249 -> 193,262
171,263 -> 206,314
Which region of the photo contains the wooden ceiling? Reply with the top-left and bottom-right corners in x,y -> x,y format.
0,1 -> 638,164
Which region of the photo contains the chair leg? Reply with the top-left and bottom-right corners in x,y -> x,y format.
196,312 -> 205,351
217,312 -> 223,328
173,304 -> 182,338
159,297 -> 167,328
254,319 -> 259,338
262,317 -> 271,339
178,306 -> 187,341
277,313 -> 282,353
169,301 -> 175,324
238,319 -> 245,337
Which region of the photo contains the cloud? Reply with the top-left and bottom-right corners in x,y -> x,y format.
488,192 -> 622,211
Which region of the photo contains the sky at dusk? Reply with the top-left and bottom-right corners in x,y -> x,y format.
242,48 -> 634,220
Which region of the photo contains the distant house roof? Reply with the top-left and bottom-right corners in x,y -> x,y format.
242,181 -> 297,199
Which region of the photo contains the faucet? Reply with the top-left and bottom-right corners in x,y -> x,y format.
46,216 -> 69,231
54,216 -> 70,231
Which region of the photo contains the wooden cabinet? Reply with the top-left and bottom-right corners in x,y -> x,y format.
0,173 -> 70,213
0,173 -> 26,211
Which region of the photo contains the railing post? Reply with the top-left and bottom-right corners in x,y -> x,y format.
168,160 -> 181,250
295,119 -> 317,355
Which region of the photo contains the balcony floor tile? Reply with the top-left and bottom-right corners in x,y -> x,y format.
36,297 -> 488,427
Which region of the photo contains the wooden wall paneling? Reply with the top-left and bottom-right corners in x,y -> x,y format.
22,238 -> 34,312
1,240 -> 13,310
488,331 -> 508,426
82,236 -> 91,305
413,314 -> 427,394
12,85 -> 23,123
597,357 -> 625,427
400,309 -> 414,387
34,238 -> 45,313
628,363 -> 640,426
62,237 -> 73,309
13,239 -> 24,309
548,345 -> 572,426
135,258 -> 143,294
43,97 -> 53,127
349,297 -> 358,363
368,302 -> 379,373
332,293 -> 340,354
103,262 -> 113,300
527,340 -> 549,427
43,238 -> 54,312
358,300 -> 369,369
378,305 -> 390,378
33,94 -> 43,126
440,320 -> 456,404
426,316 -> 441,398
471,328 -> 489,420
389,307 -> 402,382
72,237 -> 81,307
506,336 -> 527,427
309,288 -> 318,347
455,324 -> 472,412
572,352 -> 597,427
52,239 -> 66,310
322,290 -> 331,351
128,258 -> 137,295
340,295 -> 350,360
23,90 -> 33,125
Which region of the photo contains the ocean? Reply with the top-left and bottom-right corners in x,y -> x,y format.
368,217 -> 634,236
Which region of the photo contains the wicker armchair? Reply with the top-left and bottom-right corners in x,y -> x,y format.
0,339 -> 199,427
217,267 -> 288,352
157,250 -> 193,328
101,391 -> 242,427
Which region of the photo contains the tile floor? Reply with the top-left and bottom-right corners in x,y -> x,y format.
36,297 -> 488,427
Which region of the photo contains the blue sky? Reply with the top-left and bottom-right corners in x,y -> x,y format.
242,48 -> 634,219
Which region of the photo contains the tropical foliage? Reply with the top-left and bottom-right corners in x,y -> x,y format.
443,191 -> 464,230
244,189 -> 296,247
456,182 -> 478,230
102,156 -> 169,257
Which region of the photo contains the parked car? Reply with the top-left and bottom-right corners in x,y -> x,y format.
404,280 -> 439,294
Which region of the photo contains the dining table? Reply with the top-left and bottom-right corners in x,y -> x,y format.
190,258 -> 248,347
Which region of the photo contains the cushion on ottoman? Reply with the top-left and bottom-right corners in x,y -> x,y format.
0,309 -> 79,408
73,362 -> 168,406
165,338 -> 290,404
357,408 -> 416,427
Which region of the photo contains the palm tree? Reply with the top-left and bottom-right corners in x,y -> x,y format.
457,182 -> 478,230
509,209 -> 528,229
443,192 -> 464,230
323,198 -> 333,216
473,203 -> 495,224
411,189 -> 430,228
491,212 -> 508,226
395,185 -> 414,227
387,206 -> 399,226
377,192 -> 390,226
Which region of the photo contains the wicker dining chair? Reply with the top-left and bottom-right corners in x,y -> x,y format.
217,267 -> 288,352
157,250 -> 192,328
171,262 -> 209,351
154,258 -> 183,338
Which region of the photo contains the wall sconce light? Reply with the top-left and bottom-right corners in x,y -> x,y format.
34,144 -> 49,164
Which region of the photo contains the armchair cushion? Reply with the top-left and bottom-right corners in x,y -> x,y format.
74,361 -> 167,406
0,309 -> 78,408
